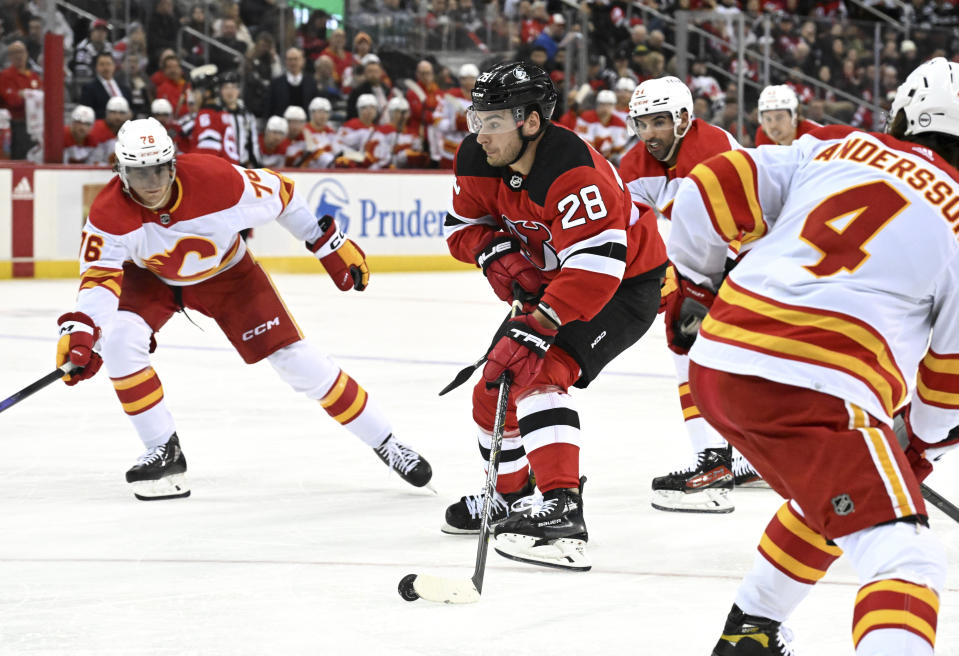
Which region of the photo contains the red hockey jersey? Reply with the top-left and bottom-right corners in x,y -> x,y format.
447,124 -> 667,324
754,118 -> 823,146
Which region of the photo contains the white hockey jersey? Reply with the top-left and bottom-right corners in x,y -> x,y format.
75,154 -> 326,332
433,88 -> 471,165
669,125 -> 959,442
300,123 -> 339,168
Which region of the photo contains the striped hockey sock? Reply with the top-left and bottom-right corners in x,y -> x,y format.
853,579 -> 938,653
112,366 -> 165,416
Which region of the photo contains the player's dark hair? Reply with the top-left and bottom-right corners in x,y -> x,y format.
888,109 -> 959,169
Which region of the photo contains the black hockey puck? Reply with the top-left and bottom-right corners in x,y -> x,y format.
398,574 -> 420,601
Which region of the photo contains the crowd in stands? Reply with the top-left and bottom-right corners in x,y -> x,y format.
0,0 -> 957,163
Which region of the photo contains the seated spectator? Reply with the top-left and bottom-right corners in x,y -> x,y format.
343,32 -> 374,93
112,22 -> 147,69
365,96 -> 428,170
80,52 -> 133,120
320,29 -> 354,87
575,89 -> 628,164
72,19 -> 113,83
346,55 -> 391,120
336,93 -> 378,166
268,48 -> 317,119
90,96 -> 131,164
404,59 -> 440,139
183,4 -> 212,67
0,40 -> 42,159
24,15 -> 44,66
210,17 -> 248,73
313,55 -> 343,104
245,31 -> 282,118
533,14 -> 566,62
299,97 -> 339,168
148,0 -> 179,69
259,115 -> 291,168
282,105 -> 308,167
214,2 -> 254,54
119,53 -> 154,118
296,9 -> 329,63
153,54 -> 191,116
63,105 -> 100,164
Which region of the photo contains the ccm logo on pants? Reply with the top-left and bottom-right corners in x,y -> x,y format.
242,317 -> 280,341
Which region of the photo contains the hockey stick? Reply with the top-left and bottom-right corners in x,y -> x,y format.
921,484 -> 959,523
0,363 -> 78,415
400,301 -> 522,604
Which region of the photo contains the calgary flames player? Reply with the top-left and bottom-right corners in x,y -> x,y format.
443,62 -> 667,570
671,57 -> 959,656
366,96 -> 428,170
618,75 -> 759,514
433,63 -> 479,169
54,117 -> 433,500
574,89 -> 628,165
299,96 -> 339,168
754,84 -> 821,147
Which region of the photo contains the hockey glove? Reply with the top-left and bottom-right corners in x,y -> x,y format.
482,313 -> 558,389
476,235 -> 544,305
893,407 -> 959,483
56,311 -> 103,386
664,275 -> 716,355
659,264 -> 678,314
306,215 -> 370,291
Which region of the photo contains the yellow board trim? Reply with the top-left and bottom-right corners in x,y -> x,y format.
856,580 -> 940,612
0,256 -> 475,279
852,609 -> 936,646
758,534 -> 829,582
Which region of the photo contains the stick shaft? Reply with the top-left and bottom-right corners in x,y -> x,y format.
921,483 -> 959,523
0,364 -> 75,414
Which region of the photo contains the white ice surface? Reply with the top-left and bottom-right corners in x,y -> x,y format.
1,271 -> 957,656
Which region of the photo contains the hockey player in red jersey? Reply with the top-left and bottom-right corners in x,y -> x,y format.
54,117 -> 433,500
63,104 -> 100,164
443,62 -> 667,570
575,89 -> 629,165
671,57 -> 959,656
618,75 -> 762,514
190,70 -> 261,167
754,84 -> 822,147
366,96 -> 429,170
299,97 -> 339,168
259,115 -> 291,169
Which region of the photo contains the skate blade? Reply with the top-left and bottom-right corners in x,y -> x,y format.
493,533 -> 591,571
735,478 -> 771,490
130,473 -> 191,501
440,523 -> 479,535
651,488 -> 734,514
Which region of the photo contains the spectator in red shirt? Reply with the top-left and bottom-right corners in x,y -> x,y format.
320,29 -> 353,86
405,60 -> 440,138
0,40 -> 41,159
154,54 -> 191,116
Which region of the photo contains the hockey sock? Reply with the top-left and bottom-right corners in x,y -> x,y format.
673,353 -> 726,451
318,369 -> 391,447
852,579 -> 938,654
475,427 -> 530,494
112,366 -> 176,449
517,390 -> 580,491
736,501 -> 842,621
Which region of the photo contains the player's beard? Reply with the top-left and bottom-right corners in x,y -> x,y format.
484,137 -> 523,168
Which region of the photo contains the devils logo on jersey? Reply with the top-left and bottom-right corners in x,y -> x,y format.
503,217 -> 559,271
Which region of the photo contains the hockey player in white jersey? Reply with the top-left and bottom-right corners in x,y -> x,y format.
618,75 -> 762,513
54,118 -> 433,500
669,57 -> 959,655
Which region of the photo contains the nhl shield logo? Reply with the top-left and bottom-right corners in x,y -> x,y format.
509,174 -> 523,189
831,494 -> 855,516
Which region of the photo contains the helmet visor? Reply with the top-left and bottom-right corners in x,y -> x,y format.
466,106 -> 522,134
124,162 -> 173,186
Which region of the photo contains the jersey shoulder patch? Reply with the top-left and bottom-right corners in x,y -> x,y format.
88,177 -> 141,235
526,125 -> 595,205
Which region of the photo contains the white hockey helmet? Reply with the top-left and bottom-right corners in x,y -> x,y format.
106,95 -> 131,114
283,105 -> 307,122
356,93 -> 378,110
758,84 -> 799,122
151,98 -> 174,116
309,96 -> 332,114
615,76 -> 636,92
265,115 -> 289,134
596,89 -> 616,106
71,104 -> 95,124
627,76 -> 693,137
114,117 -> 176,192
387,96 -> 410,113
889,57 -> 959,139
459,63 -> 480,79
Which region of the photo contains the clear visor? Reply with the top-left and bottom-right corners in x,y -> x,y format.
466,107 -> 522,134
123,162 -> 173,186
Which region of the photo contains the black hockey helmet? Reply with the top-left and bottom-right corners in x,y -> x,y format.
215,70 -> 241,87
470,61 -> 557,125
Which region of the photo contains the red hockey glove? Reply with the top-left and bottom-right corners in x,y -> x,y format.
307,215 -> 370,291
664,276 -> 716,355
659,264 -> 678,314
55,312 -> 103,386
476,235 -> 544,305
482,313 -> 558,389
894,407 -> 959,483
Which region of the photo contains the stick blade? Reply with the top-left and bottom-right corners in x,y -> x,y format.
411,574 -> 481,604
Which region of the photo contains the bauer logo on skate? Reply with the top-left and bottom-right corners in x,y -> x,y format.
242,317 -> 280,341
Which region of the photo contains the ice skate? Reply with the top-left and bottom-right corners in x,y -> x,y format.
374,434 -> 433,488
493,477 -> 590,571
733,452 -> 770,489
712,604 -> 797,655
125,433 -> 190,501
442,473 -> 537,535
651,447 -> 734,513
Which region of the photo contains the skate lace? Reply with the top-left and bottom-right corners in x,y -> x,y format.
135,444 -> 166,466
668,451 -> 706,476
777,625 -> 796,656
529,497 -> 558,518
377,438 -> 420,475
509,490 -> 542,514
732,454 -> 756,478
464,492 -> 507,520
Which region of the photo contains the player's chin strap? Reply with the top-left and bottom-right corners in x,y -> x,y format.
506,108 -> 549,166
